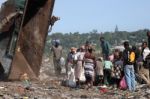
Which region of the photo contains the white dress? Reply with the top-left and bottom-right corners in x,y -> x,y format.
75,52 -> 85,81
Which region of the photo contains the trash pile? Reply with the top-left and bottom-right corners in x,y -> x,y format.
0,57 -> 150,99
0,80 -> 150,99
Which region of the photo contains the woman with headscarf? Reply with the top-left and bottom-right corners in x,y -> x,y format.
75,46 -> 86,87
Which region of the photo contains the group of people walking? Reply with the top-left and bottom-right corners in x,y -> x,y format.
51,32 -> 150,92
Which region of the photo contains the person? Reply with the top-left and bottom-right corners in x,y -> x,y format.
74,46 -> 86,87
103,57 -> 113,86
132,45 -> 140,73
147,31 -> 150,49
66,47 -> 77,76
138,62 -> 150,84
137,42 -> 150,84
51,40 -> 63,75
100,37 -> 111,59
83,46 -> 96,89
85,41 -> 92,52
95,57 -> 104,86
141,41 -> 150,63
122,41 -> 136,91
112,49 -> 123,88
109,53 -> 114,62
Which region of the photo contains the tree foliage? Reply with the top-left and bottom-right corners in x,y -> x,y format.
44,29 -> 148,55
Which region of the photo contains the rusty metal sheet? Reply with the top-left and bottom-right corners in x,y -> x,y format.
0,1 -> 16,32
8,0 -> 55,80
0,1 -> 17,78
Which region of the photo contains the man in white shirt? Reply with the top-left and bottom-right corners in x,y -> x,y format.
142,42 -> 150,61
138,41 -> 150,85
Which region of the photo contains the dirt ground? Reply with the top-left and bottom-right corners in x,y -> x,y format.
0,57 -> 150,99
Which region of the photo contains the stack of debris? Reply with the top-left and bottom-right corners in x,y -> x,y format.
0,57 -> 150,99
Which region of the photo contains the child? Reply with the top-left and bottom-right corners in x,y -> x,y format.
103,57 -> 113,86
112,50 -> 123,88
95,57 -> 104,86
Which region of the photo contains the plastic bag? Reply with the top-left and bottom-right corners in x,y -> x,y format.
119,76 -> 127,90
60,57 -> 65,66
66,67 -> 76,88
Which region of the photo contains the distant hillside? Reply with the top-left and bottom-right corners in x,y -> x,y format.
44,29 -> 148,55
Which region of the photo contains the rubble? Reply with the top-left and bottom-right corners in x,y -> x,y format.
0,80 -> 150,99
0,57 -> 150,99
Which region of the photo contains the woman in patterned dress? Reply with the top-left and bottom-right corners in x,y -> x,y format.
83,46 -> 96,89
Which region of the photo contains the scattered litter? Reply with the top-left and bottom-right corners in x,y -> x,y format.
0,57 -> 149,98
0,86 -> 5,89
